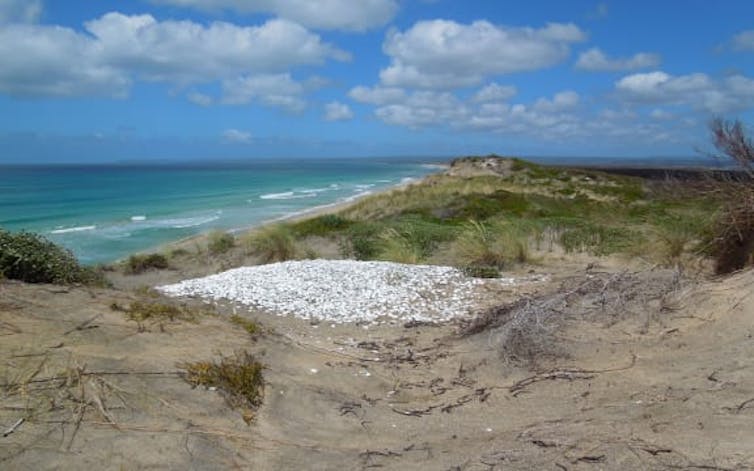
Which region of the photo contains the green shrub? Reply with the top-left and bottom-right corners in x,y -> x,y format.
0,229 -> 103,284
243,224 -> 297,263
291,214 -> 352,237
340,222 -> 382,260
207,230 -> 235,255
125,253 -> 169,274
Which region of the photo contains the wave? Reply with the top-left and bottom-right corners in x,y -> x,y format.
161,215 -> 220,228
131,215 -> 147,222
50,225 -> 96,235
260,191 -> 316,200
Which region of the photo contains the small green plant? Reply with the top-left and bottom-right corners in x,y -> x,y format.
339,222 -> 381,260
230,315 -> 260,336
207,230 -> 235,255
0,229 -> 104,284
180,351 -> 264,423
125,253 -> 169,274
243,224 -> 297,263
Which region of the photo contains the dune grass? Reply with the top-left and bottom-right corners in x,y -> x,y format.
242,224 -> 298,263
231,157 -> 723,270
207,230 -> 235,255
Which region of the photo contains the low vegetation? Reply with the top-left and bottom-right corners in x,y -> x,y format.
249,155 -> 727,273
125,253 -> 169,274
230,314 -> 260,336
0,229 -> 105,285
207,230 -> 235,255
180,351 -> 264,423
112,300 -> 202,331
242,224 -> 297,263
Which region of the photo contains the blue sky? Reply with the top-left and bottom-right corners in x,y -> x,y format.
1,0 -> 754,163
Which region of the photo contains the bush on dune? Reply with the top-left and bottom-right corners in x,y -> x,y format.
0,229 -> 105,285
125,253 -> 169,274
707,119 -> 754,274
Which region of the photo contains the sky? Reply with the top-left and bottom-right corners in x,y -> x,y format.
1,0 -> 754,163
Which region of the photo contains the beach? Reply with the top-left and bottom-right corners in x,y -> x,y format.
2,157 -> 754,470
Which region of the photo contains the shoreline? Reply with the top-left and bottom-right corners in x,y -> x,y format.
145,170 -> 443,259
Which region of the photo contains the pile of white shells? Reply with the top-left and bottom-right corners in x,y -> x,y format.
158,259 -> 520,324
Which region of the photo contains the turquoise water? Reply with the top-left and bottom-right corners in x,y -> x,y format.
0,158 -> 441,264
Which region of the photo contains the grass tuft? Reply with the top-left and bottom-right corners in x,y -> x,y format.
376,228 -> 423,264
180,351 -> 264,423
242,224 -> 297,263
230,315 -> 260,336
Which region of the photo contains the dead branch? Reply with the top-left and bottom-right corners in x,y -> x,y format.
509,354 -> 636,396
63,314 -> 102,335
2,417 -> 25,437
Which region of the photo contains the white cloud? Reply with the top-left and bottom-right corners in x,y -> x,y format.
151,0 -> 398,31
324,101 -> 353,121
576,47 -> 660,71
532,90 -> 579,112
187,91 -> 213,106
222,128 -> 252,143
472,83 -> 517,103
0,24 -> 131,97
375,91 -> 469,128
379,19 -> 586,89
86,14 -> 347,82
616,71 -> 754,113
348,85 -> 406,105
222,73 -> 305,111
733,30 -> 754,51
0,0 -> 42,24
0,13 -> 346,97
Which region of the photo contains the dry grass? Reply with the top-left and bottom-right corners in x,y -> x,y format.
463,270 -> 685,369
112,300 -> 203,331
340,175 -> 507,221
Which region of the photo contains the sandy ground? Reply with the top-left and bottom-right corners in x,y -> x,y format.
2,257 -> 753,470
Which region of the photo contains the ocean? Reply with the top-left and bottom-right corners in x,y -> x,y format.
0,158 -> 442,264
